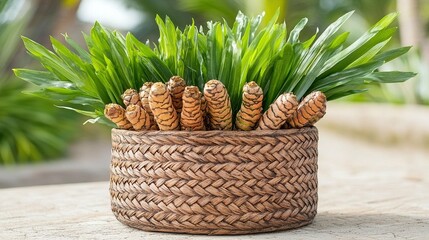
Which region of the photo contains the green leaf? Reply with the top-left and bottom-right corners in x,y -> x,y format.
264,43 -> 293,107
13,69 -> 67,87
22,37 -> 81,84
310,61 -> 384,92
155,15 -> 180,73
287,17 -> 308,44
347,39 -> 391,68
291,11 -> 354,99
328,32 -> 349,50
302,29 -> 319,49
127,33 -> 173,81
56,105 -> 99,118
365,71 -> 417,83
370,12 -> 398,31
50,36 -> 98,95
320,13 -> 398,77
63,33 -> 91,62
324,80 -> 366,100
372,46 -> 412,63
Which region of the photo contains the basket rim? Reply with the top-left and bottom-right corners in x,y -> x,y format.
112,126 -> 317,138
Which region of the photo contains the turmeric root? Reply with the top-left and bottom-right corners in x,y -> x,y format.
104,103 -> 133,129
167,76 -> 186,115
125,104 -> 151,130
121,89 -> 141,107
203,80 -> 233,130
287,91 -> 327,128
139,82 -> 158,130
257,93 -> 298,130
235,81 -> 263,131
180,86 -> 205,131
148,82 -> 180,130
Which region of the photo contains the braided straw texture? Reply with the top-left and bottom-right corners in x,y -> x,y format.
110,127 -> 318,235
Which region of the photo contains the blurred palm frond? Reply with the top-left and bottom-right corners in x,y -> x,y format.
0,0 -> 78,164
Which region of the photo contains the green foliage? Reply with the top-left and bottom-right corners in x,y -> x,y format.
0,0 -> 79,164
15,23 -> 174,125
15,11 -> 415,126
153,17 -> 206,89
0,81 -> 77,164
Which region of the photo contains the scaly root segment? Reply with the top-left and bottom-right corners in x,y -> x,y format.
104,103 -> 133,129
257,93 -> 298,130
149,82 -> 180,130
287,91 -> 327,128
203,80 -> 233,130
235,81 -> 263,131
139,82 -> 158,130
167,76 -> 186,116
180,86 -> 205,131
125,104 -> 151,130
121,89 -> 141,107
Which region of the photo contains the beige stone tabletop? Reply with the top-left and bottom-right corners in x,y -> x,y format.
1,128 -> 428,239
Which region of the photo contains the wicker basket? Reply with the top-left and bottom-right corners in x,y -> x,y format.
109,127 -> 318,235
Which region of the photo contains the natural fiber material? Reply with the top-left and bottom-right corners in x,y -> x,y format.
110,127 -> 318,235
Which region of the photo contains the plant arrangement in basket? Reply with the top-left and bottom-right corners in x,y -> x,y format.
12,10 -> 417,235
14,11 -> 415,132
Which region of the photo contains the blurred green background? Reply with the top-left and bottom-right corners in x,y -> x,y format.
0,0 -> 428,185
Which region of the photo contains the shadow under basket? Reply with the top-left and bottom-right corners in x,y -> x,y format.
109,127 -> 319,235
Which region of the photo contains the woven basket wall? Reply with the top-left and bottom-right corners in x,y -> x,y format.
110,127 -> 318,235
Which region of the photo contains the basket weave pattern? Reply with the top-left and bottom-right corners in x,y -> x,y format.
110,127 -> 318,234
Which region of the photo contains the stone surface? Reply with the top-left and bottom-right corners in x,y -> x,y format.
1,128 -> 428,239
